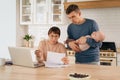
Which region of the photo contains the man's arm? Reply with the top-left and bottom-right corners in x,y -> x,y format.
65,38 -> 75,44
65,38 -> 81,52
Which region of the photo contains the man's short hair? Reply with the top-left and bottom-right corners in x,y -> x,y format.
66,4 -> 80,14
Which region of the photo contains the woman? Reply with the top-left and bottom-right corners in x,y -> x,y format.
35,26 -> 69,64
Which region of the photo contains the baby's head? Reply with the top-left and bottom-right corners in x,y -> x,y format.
91,31 -> 105,42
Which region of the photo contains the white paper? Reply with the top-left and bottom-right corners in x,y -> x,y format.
44,61 -> 68,68
47,51 -> 65,64
44,51 -> 67,68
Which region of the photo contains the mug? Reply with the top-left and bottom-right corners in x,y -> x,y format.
0,58 -> 5,66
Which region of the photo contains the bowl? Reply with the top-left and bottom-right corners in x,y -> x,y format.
68,73 -> 91,80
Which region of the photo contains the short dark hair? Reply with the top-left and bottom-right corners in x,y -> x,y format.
66,4 -> 80,14
48,26 -> 60,36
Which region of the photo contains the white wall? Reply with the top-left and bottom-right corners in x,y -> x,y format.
28,7 -> 120,48
81,7 -> 120,48
0,0 -> 16,59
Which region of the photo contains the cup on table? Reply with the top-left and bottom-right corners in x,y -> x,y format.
0,58 -> 5,66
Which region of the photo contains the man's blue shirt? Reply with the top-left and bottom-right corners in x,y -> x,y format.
67,18 -> 101,63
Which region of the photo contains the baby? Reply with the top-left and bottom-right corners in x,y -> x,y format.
76,31 -> 105,51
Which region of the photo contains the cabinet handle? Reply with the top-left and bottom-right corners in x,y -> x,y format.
100,59 -> 113,62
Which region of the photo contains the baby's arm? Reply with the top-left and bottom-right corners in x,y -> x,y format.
76,36 -> 91,51
76,36 -> 88,44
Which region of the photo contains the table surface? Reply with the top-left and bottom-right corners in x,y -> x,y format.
0,64 -> 120,80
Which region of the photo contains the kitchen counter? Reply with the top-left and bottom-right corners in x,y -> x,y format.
0,64 -> 120,80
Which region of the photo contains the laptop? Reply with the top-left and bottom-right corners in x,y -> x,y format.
8,47 -> 44,68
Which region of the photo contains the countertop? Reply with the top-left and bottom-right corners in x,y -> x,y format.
0,64 -> 120,80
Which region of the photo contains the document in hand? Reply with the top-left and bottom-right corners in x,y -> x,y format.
44,61 -> 68,68
44,51 -> 67,68
47,51 -> 65,64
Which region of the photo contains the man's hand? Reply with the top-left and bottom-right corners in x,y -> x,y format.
68,41 -> 80,52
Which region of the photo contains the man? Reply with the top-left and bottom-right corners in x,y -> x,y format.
65,4 -> 102,65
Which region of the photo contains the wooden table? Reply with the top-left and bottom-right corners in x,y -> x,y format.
0,64 -> 120,80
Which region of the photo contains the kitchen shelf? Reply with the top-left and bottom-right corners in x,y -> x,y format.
64,0 -> 120,9
20,0 -> 64,25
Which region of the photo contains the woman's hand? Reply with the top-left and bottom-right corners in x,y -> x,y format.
61,57 -> 69,64
35,50 -> 44,63
35,50 -> 42,58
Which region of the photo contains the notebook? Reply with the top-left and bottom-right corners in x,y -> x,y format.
8,47 -> 44,68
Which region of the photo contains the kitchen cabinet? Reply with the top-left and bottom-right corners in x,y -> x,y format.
49,0 -> 64,24
117,53 -> 120,66
20,0 -> 64,25
20,0 -> 33,24
64,0 -> 120,9
34,0 -> 48,24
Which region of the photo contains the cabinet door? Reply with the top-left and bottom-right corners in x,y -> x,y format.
117,53 -> 120,66
49,0 -> 64,24
20,0 -> 33,24
117,53 -> 120,61
20,0 -> 64,25
34,0 -> 48,24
